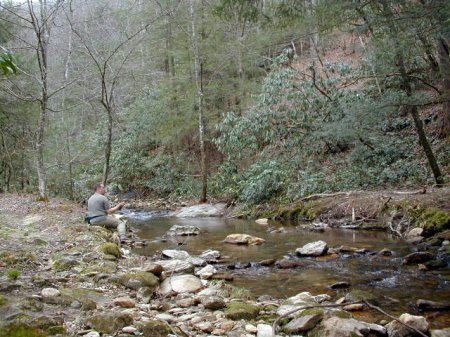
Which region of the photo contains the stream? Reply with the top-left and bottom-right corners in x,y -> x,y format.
124,210 -> 450,327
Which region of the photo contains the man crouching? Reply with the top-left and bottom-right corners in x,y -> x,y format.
87,182 -> 128,243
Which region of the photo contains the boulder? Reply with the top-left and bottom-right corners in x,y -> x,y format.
154,259 -> 194,274
166,225 -> 200,236
41,287 -> 61,304
276,259 -> 305,269
320,316 -> 386,337
417,299 -> 450,311
430,328 -> 450,337
296,240 -> 328,256
257,323 -> 274,337
255,218 -> 269,225
195,264 -> 217,279
402,252 -> 434,265
162,249 -> 190,260
158,275 -> 203,295
171,203 -> 227,217
200,249 -> 221,262
224,234 -> 265,245
386,313 -> 429,337
283,313 -> 322,333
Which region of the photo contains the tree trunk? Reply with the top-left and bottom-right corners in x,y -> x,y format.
397,54 -> 444,187
190,0 -> 207,202
102,105 -> 113,185
437,33 -> 450,138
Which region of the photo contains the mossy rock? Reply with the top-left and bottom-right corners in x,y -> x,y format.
225,301 -> 260,320
88,312 -> 133,334
0,295 -> 7,306
330,309 -> 353,319
100,243 -> 122,258
256,314 -> 277,323
418,208 -> 450,236
59,287 -> 104,305
299,308 -> 325,317
118,272 -> 159,290
138,320 -> 172,337
82,261 -> 117,274
0,323 -> 48,337
47,326 -> 65,335
344,290 -> 378,305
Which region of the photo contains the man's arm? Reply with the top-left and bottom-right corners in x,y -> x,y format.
106,201 -> 126,214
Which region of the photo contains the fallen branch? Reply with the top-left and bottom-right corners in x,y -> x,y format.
271,300 -> 429,337
300,190 -> 363,202
363,300 -> 428,337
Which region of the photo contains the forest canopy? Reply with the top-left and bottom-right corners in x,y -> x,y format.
0,0 -> 448,204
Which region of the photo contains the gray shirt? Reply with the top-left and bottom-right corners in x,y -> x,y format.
87,193 -> 110,217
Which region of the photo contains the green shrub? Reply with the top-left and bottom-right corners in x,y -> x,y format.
7,269 -> 21,280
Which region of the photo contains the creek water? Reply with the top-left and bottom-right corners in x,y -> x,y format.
126,211 -> 450,328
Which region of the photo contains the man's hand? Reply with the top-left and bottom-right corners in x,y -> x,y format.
117,201 -> 126,210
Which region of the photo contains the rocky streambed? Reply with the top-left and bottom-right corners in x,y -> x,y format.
0,194 -> 449,337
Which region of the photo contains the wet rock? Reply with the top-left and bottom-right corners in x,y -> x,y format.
295,240 -> 328,256
417,299 -> 450,311
430,328 -> 450,337
200,249 -> 221,262
166,225 -> 200,236
259,258 -> 276,266
320,316 -> 386,337
424,260 -> 447,270
195,264 -> 217,279
437,246 -> 450,265
83,332 -> 100,337
402,252 -> 434,265
211,273 -> 234,281
407,228 -> 424,238
187,257 -> 206,266
330,281 -> 351,290
162,249 -> 190,260
386,313 -> 429,337
378,248 -> 393,256
255,218 -> 269,225
345,290 -> 378,305
337,245 -> 358,253
224,234 -> 265,245
275,259 -> 305,269
158,275 -> 203,295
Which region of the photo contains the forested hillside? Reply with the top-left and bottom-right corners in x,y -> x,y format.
0,0 -> 448,204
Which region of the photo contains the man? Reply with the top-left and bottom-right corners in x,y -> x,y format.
87,183 -> 128,242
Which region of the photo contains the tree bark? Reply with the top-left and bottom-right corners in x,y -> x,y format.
397,54 -> 444,187
437,33 -> 450,138
190,0 -> 207,202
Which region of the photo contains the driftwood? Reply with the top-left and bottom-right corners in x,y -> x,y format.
271,300 -> 428,337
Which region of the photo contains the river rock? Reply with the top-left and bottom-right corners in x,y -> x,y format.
155,259 -> 194,274
430,328 -> 450,337
141,262 -> 164,276
200,249 -> 221,262
158,275 -> 203,295
402,252 -> 434,264
407,227 -> 424,238
296,240 -> 328,256
162,249 -> 191,260
330,281 -> 351,289
166,225 -> 200,236
276,259 -> 305,269
112,297 -> 136,308
386,313 -> 429,337
195,264 -> 217,279
199,295 -> 226,310
417,299 -> 450,311
284,313 -> 323,333
321,316 -> 386,337
171,203 -> 227,217
224,234 -> 265,245
41,287 -> 61,304
257,323 -> 274,337
255,218 -> 269,225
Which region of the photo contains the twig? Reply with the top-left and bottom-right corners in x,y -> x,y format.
362,301 -> 428,337
272,301 -> 363,333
